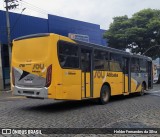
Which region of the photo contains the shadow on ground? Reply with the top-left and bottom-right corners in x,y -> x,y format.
22,93 -> 146,113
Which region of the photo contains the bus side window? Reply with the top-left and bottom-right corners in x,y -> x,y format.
122,58 -> 128,74
81,52 -> 90,72
59,55 -> 67,66
131,58 -> 140,72
94,50 -> 109,70
140,59 -> 147,73
58,41 -> 79,69
110,53 -> 122,72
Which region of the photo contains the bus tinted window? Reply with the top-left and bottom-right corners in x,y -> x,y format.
94,50 -> 108,60
140,59 -> 147,72
59,42 -> 79,56
58,41 -> 79,69
131,58 -> 140,72
110,53 -> 122,71
94,50 -> 109,70
81,50 -> 91,72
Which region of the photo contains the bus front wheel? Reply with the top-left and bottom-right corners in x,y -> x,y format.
99,85 -> 110,105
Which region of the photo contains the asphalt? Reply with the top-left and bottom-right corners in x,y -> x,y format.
0,90 -> 11,99
0,89 -> 27,101
0,84 -> 160,137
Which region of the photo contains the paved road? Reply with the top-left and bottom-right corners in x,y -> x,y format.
0,85 -> 160,136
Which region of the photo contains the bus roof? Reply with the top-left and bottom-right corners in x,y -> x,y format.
75,40 -> 152,61
75,40 -> 130,55
14,33 -> 50,41
13,33 -> 152,61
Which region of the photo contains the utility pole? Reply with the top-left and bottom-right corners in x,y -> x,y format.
4,0 -> 19,65
5,0 -> 11,65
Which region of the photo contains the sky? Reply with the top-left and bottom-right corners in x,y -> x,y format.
0,0 -> 160,29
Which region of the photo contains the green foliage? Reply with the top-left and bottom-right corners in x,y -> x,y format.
104,9 -> 160,58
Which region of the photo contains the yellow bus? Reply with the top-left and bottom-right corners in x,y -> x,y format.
11,33 -> 153,104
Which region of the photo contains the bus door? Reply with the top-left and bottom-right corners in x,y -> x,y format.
148,61 -> 153,89
123,57 -> 131,93
81,48 -> 93,98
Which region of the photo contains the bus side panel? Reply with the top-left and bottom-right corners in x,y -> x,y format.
131,73 -> 148,92
107,72 -> 124,96
93,71 -> 124,97
55,69 -> 81,100
48,35 -> 62,99
131,78 -> 139,92
93,71 -> 101,98
51,36 -> 81,100
124,74 -> 129,93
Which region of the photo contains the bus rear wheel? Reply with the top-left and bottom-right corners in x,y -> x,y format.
99,85 -> 110,105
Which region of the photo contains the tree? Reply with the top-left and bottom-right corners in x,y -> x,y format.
104,9 -> 160,58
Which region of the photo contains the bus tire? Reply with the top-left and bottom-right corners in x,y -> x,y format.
139,83 -> 145,96
99,85 -> 110,105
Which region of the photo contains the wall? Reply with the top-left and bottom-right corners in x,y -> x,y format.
100,29 -> 107,46
0,10 -> 107,45
0,10 -> 48,44
48,14 -> 103,45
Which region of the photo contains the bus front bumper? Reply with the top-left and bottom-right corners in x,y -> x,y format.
13,86 -> 48,99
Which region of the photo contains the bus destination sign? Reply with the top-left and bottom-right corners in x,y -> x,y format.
68,33 -> 89,43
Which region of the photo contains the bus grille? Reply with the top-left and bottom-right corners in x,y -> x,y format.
23,91 -> 34,95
